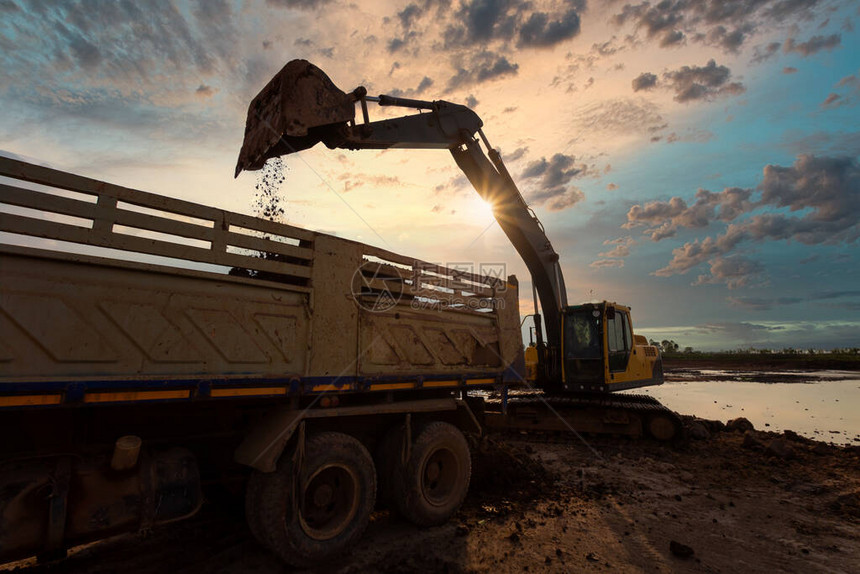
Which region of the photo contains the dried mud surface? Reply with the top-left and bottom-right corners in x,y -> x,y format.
6,422 -> 858,574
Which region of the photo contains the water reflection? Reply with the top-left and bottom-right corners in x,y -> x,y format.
630,370 -> 860,445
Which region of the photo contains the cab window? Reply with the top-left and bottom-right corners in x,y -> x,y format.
607,310 -> 632,372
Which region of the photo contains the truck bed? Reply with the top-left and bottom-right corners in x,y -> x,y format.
0,157 -> 523,409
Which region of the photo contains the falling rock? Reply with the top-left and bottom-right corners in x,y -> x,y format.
727,417 -> 755,432
670,540 -> 695,558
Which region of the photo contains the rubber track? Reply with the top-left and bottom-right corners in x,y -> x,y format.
484,392 -> 684,440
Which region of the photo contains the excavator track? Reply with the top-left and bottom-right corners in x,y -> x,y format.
481,391 -> 684,442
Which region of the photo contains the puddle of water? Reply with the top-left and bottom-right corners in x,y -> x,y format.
630,370 -> 860,445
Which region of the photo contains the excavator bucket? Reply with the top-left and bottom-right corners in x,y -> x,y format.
234,59 -> 356,177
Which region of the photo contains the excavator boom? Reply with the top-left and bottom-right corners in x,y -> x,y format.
235,60 -> 568,358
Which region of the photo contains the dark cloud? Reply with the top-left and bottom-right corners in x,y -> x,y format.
388,37 -> 408,53
705,24 -> 752,53
465,94 -> 478,107
751,41 -> 781,63
757,155 -> 860,243
385,75 -> 436,99
728,290 -> 860,311
265,0 -> 332,10
632,72 -> 657,91
782,66 -> 798,74
443,0 -> 520,47
636,154 -> 860,281
611,0 -> 826,55
441,0 -> 584,50
727,296 -> 804,310
660,29 -> 685,47
446,53 -> 518,91
692,255 -> 764,289
504,146 -> 528,161
663,59 -> 745,103
784,33 -> 841,56
517,9 -> 582,48
625,186 -> 754,240
398,3 -> 423,29
520,153 -> 587,211
195,84 -> 214,97
593,38 -> 622,56
416,76 -> 434,93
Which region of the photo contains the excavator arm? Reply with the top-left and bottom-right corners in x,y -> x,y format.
235,60 -> 567,365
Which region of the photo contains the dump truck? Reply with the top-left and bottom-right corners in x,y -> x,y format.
0,61 -> 677,567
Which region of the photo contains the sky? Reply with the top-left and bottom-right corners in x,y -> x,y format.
1,0 -> 859,351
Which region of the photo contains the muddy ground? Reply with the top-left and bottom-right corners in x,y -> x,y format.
5,384 -> 860,573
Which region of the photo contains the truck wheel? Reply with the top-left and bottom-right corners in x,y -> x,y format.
393,422 -> 471,527
246,432 -> 376,567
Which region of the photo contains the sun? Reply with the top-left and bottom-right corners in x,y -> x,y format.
465,196 -> 496,221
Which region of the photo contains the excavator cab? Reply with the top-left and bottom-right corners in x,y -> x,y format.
525,302 -> 663,393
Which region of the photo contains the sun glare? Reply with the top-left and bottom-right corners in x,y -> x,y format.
466,196 -> 495,221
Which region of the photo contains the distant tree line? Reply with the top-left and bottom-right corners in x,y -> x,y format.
647,340 -> 860,356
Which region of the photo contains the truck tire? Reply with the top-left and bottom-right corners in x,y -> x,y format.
246,432 -> 376,567
393,421 -> 471,527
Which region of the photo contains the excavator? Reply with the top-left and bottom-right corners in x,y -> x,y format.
235,60 -> 677,440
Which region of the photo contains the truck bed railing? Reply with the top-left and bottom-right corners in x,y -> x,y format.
0,156 -> 314,285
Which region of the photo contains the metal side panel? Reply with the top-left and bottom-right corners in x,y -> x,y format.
0,251 -> 310,382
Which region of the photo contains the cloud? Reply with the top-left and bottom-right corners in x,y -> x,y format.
782,66 -> 798,74
625,187 -> 754,240
663,59 -> 745,103
599,236 -> 636,258
503,146 -> 528,161
693,322 -> 785,344
573,98 -> 667,139
443,1 -> 584,50
631,72 -> 657,92
727,296 -> 804,311
751,41 -> 782,63
611,0 -> 826,55
517,9 -> 582,48
692,255 -> 765,289
638,153 -> 860,282
728,290 -> 860,311
590,259 -> 624,269
446,52 -> 518,91
819,71 -> 860,109
784,33 -> 841,57
195,84 -> 214,97
387,75 -> 436,98
265,0 -> 332,10
520,153 -> 587,211
822,93 -> 841,108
